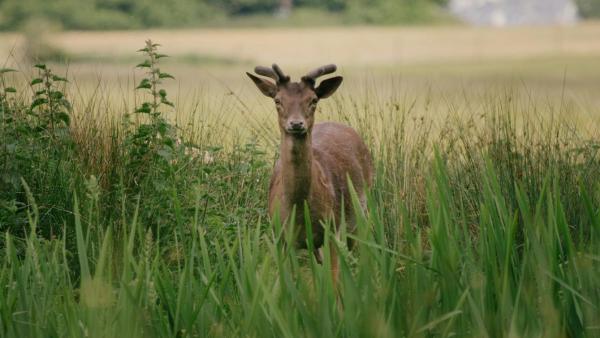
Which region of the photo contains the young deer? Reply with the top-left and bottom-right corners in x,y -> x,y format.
247,64 -> 373,283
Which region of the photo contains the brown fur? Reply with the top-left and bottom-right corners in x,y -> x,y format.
268,122 -> 373,249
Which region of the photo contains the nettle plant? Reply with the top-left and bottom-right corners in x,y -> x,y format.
1,63 -> 71,141
0,63 -> 74,235
0,68 -> 19,219
0,68 -> 17,142
125,40 -> 184,188
29,64 -> 71,136
0,68 -> 17,105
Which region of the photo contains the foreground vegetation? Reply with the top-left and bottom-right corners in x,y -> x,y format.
1,41 -> 599,337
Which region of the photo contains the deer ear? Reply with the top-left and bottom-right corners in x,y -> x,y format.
315,76 -> 343,99
246,72 -> 277,98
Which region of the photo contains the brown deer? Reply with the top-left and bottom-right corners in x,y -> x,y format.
246,64 -> 373,283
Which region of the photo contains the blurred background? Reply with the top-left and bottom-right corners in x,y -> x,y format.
0,0 -> 599,129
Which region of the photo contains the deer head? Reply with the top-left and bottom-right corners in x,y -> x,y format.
246,64 -> 343,137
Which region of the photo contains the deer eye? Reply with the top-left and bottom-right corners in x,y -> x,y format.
274,99 -> 282,105
310,98 -> 318,106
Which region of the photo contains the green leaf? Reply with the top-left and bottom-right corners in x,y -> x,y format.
161,98 -> 174,107
56,111 -> 70,126
135,108 -> 150,114
50,91 -> 64,100
60,99 -> 72,112
135,103 -> 151,114
163,137 -> 175,148
155,54 -> 169,59
34,64 -> 47,70
52,75 -> 68,82
136,79 -> 152,90
159,72 -> 174,80
30,98 -> 48,109
30,78 -> 43,85
4,87 -> 16,93
136,60 -> 152,68
0,68 -> 16,74
157,121 -> 168,135
159,89 -> 167,98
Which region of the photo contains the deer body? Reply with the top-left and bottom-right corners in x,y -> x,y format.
247,64 -> 373,281
269,122 -> 372,249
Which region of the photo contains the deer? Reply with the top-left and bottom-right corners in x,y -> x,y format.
246,64 -> 373,285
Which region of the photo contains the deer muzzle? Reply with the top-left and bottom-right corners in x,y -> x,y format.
286,120 -> 307,135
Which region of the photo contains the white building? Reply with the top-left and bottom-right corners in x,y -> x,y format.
449,0 -> 579,26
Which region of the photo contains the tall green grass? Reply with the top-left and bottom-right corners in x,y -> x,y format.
0,43 -> 599,337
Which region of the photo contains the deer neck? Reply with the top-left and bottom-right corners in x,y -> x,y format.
280,133 -> 316,206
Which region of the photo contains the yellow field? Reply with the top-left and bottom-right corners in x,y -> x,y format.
1,23 -> 600,142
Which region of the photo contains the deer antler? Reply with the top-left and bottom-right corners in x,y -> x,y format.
254,66 -> 279,82
272,64 -> 290,83
302,64 -> 337,83
253,64 -> 290,83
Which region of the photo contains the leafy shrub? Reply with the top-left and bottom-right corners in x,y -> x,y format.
123,40 -> 180,190
0,63 -> 75,239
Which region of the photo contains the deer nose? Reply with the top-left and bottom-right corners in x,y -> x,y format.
288,120 -> 305,130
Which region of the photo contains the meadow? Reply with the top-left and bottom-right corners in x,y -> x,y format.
1,25 -> 599,337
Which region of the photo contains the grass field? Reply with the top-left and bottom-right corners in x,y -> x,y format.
3,23 -> 600,140
1,25 -> 600,337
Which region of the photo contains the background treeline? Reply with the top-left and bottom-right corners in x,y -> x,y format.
578,0 -> 600,18
2,0 -> 600,31
0,0 -> 450,31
